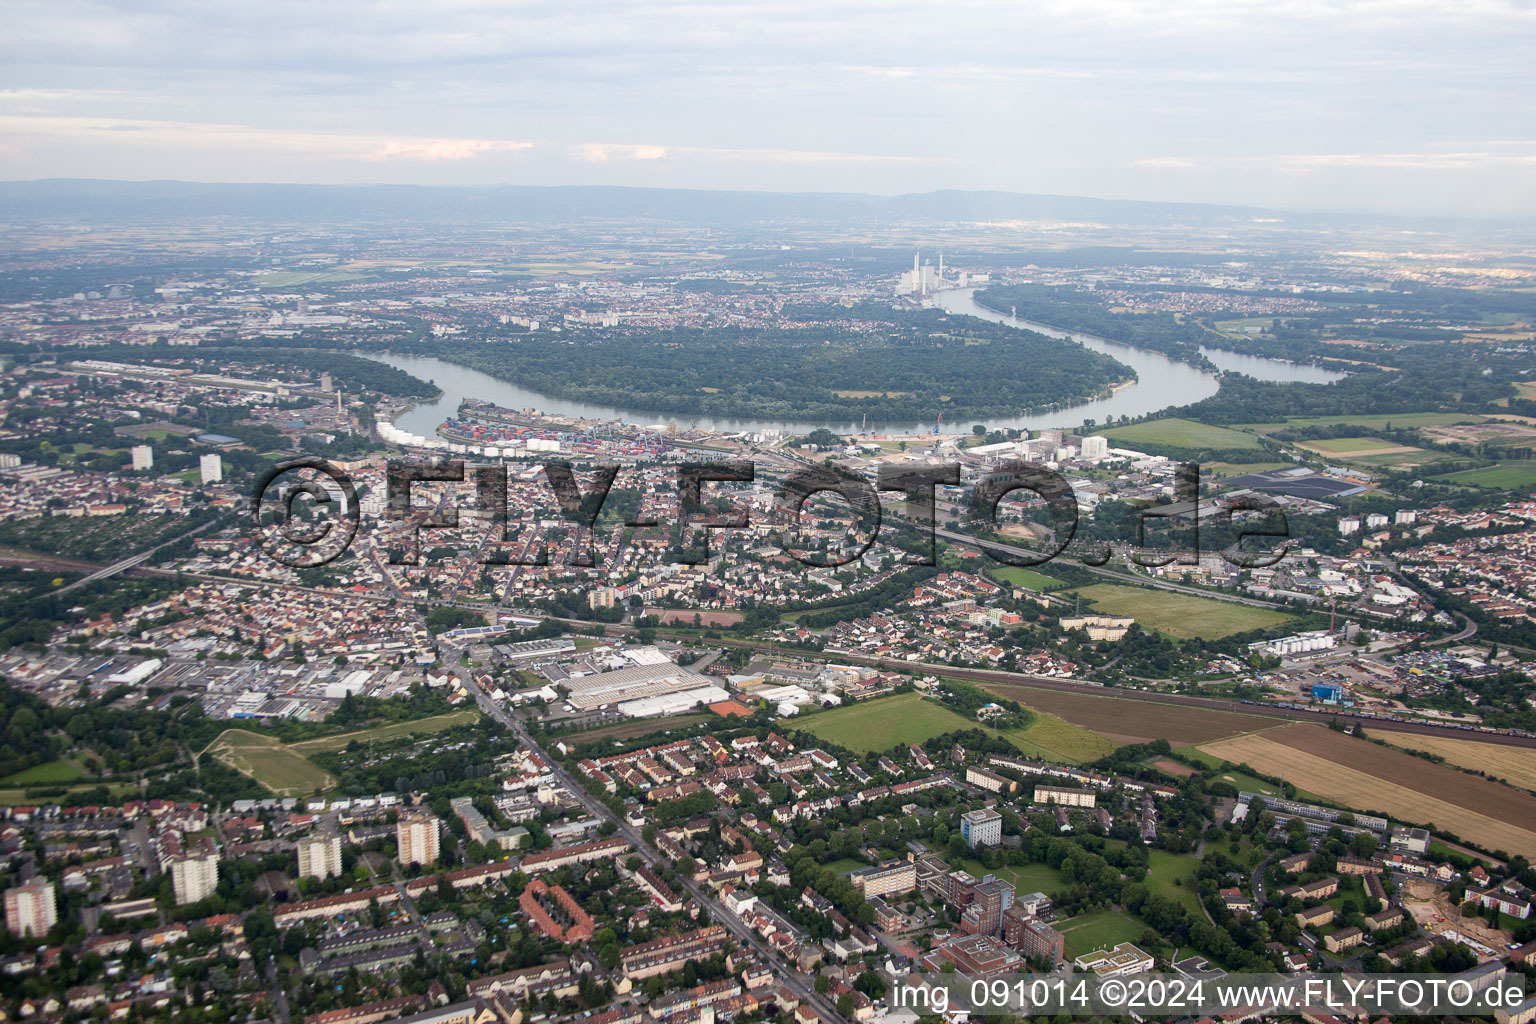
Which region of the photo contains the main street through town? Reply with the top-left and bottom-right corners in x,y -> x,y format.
461,674 -> 851,1024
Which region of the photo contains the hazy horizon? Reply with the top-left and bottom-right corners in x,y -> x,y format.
2,1 -> 1534,220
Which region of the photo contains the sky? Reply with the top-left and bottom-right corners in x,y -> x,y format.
1,0 -> 1534,218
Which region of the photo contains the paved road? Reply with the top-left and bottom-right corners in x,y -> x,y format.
56,518 -> 219,594
462,675 -> 849,1023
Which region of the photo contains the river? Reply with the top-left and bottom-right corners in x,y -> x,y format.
373,288 -> 1344,437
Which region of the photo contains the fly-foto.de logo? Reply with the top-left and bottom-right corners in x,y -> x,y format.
251,456 -> 1293,571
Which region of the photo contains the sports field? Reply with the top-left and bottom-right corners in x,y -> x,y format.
1198,724 -> 1536,856
790,692 -> 978,753
1101,418 -> 1261,451
1072,583 -> 1293,640
988,566 -> 1061,591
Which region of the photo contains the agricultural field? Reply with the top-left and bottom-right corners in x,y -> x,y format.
203,731 -> 335,797
1101,418 -> 1262,451
789,692 -> 978,753
1071,583 -> 1294,640
1302,436 -> 1401,454
1056,909 -> 1147,959
1375,732 -> 1536,793
1297,436 -> 1452,469
987,566 -> 1062,591
981,685 -> 1273,746
1197,724 -> 1536,856
1430,464 -> 1536,490
1240,412 -> 1484,433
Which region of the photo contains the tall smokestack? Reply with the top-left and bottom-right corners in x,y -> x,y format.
938,254 -> 944,284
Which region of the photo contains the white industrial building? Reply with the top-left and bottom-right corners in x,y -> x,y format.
1249,631 -> 1337,657
107,658 -> 163,686
562,659 -> 727,718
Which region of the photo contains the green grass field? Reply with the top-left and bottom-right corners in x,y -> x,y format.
999,712 -> 1120,764
288,709 -> 481,754
0,783 -> 137,805
0,759 -> 89,786
1205,461 -> 1293,479
1102,418 -> 1261,451
1073,584 -> 1293,640
1239,412 -> 1483,432
1144,850 -> 1205,916
790,693 -> 977,753
958,858 -> 1063,895
825,858 -> 868,875
206,736 -> 334,797
1057,909 -> 1147,959
988,566 -> 1061,591
1430,464 -> 1536,490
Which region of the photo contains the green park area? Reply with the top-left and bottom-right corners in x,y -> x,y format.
958,858 -> 1063,895
1144,849 -> 1205,916
1056,909 -> 1147,959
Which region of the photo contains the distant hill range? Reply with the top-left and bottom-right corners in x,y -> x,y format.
0,178 -> 1405,228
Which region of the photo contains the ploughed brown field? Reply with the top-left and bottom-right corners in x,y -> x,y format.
981,684 -> 1273,745
1199,723 -> 1536,857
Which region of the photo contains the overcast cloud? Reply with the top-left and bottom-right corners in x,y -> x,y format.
1,0 -> 1533,217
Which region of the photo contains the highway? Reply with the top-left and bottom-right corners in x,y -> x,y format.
461,674 -> 850,1024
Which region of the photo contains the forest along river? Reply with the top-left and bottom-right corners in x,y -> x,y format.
370,287 -> 1345,438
